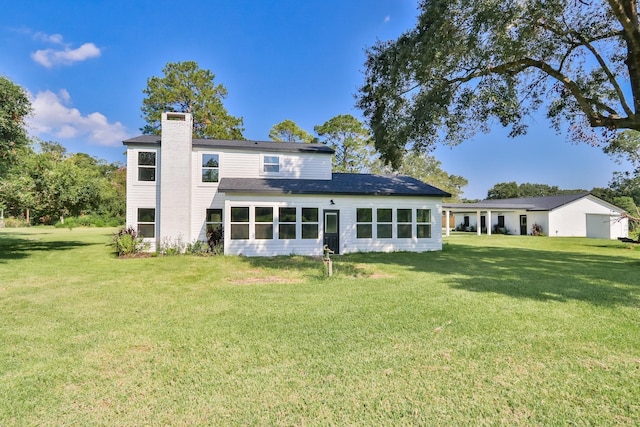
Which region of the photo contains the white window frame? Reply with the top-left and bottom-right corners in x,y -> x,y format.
201,153 -> 220,183
137,151 -> 156,182
261,154 -> 280,175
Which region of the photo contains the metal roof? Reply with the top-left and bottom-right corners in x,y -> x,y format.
444,192 -> 592,211
219,173 -> 451,197
123,135 -> 335,154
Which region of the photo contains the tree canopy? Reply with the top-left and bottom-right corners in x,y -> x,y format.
314,114 -> 375,173
358,0 -> 640,167
141,61 -> 244,140
269,119 -> 314,142
487,181 -> 587,199
0,76 -> 31,175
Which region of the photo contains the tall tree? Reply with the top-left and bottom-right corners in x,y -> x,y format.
487,181 -> 586,199
372,152 -> 468,201
315,114 -> 375,173
269,119 -> 314,142
141,61 -> 244,139
0,76 -> 31,175
358,0 -> 640,167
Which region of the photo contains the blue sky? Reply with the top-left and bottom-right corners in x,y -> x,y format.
0,0 -> 630,199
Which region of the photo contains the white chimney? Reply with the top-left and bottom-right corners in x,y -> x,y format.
159,112 -> 193,249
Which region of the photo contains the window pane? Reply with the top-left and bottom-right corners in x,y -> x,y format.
255,207 -> 273,222
377,208 -> 392,223
397,224 -> 412,238
279,207 -> 296,223
138,167 -> 155,181
206,209 -> 222,223
138,224 -> 155,238
138,208 -> 155,223
357,224 -> 372,238
417,224 -> 431,238
279,224 -> 296,239
302,208 -> 318,223
357,208 -> 372,223
417,209 -> 431,223
264,156 -> 279,164
263,164 -> 279,173
231,207 -> 249,222
325,213 -> 337,233
397,209 -> 412,223
302,224 -> 318,239
231,224 -> 249,239
202,169 -> 219,182
138,151 -> 156,166
377,224 -> 392,238
255,224 -> 273,239
202,154 -> 219,167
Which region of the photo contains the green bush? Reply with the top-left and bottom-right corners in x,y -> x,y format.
55,214 -> 124,229
1,216 -> 30,228
112,227 -> 148,256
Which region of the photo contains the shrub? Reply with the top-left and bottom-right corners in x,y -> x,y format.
186,240 -> 210,255
159,236 -> 186,256
2,216 -> 30,228
112,227 -> 148,256
532,223 -> 544,236
206,226 -> 224,255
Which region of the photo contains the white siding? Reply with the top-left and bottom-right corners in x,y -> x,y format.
125,146 -> 160,251
223,194 -> 443,256
549,196 -> 625,237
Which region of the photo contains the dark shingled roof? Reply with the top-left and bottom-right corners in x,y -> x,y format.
444,192 -> 591,211
218,173 -> 451,197
123,135 -> 334,154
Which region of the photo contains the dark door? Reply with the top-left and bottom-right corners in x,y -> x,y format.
323,210 -> 340,254
520,215 -> 527,235
480,216 -> 486,232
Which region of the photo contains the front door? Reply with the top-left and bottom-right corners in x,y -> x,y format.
520,215 -> 527,235
323,210 -> 340,254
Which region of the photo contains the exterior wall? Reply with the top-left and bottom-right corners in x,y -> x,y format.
125,145 -> 160,251
194,148 -> 332,180
548,196 -> 626,238
223,194 -> 443,256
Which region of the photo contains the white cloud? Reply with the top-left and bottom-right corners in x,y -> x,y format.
32,42 -> 101,68
384,16 -> 391,23
33,32 -> 64,44
27,89 -> 130,147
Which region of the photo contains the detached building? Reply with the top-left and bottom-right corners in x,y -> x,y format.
444,193 -> 628,239
124,112 -> 450,255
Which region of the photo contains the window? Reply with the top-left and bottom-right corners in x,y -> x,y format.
202,154 -> 219,183
279,207 -> 296,239
138,152 -> 156,181
255,207 -> 273,239
301,208 -> 319,239
263,155 -> 280,173
377,208 -> 393,238
497,215 -> 505,228
397,208 -> 412,238
137,208 -> 155,238
417,209 -> 432,238
356,208 -> 373,238
230,207 -> 249,239
206,209 -> 222,233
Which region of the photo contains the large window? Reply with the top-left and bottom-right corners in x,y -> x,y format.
206,209 -> 222,233
301,208 -> 319,239
255,207 -> 273,239
263,155 -> 280,173
397,209 -> 413,238
202,154 -> 219,183
137,208 -> 155,238
279,207 -> 296,239
356,208 -> 373,238
377,208 -> 393,238
138,152 -> 156,181
230,207 -> 249,239
417,209 -> 432,238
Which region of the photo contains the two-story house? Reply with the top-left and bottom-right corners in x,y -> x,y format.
124,112 -> 450,256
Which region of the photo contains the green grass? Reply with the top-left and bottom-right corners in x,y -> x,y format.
1,228 -> 639,425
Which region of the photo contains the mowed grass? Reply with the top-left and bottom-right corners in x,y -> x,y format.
1,228 -> 639,425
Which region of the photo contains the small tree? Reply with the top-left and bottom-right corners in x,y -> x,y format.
269,119 -> 314,143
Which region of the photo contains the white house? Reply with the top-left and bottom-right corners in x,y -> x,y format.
443,194 -> 628,239
124,112 -> 450,256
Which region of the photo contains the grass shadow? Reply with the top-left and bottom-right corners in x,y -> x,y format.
0,234 -> 92,263
330,243 -> 640,308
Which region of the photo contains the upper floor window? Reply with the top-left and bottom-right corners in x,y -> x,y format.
138,152 -> 156,181
202,154 -> 219,183
262,155 -> 280,173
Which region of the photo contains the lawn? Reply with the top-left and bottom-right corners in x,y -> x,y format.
1,228 -> 639,425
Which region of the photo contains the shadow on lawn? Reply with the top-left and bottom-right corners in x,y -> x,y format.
0,234 -> 91,263
340,244 -> 640,308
